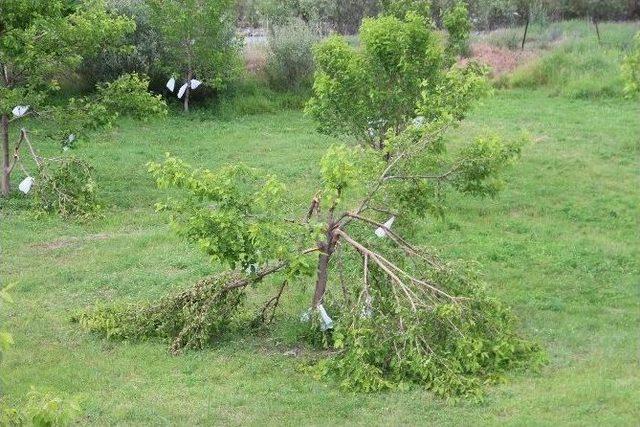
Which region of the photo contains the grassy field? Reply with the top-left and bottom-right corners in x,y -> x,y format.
1,88 -> 639,425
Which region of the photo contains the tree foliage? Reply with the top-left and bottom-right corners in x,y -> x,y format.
305,11 -> 481,151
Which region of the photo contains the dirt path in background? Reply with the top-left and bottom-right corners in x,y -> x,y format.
464,43 -> 538,76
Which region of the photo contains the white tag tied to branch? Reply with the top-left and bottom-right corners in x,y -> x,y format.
361,294 -> 373,318
177,83 -> 188,99
166,77 -> 176,92
190,79 -> 202,89
18,176 -> 34,194
12,105 -> 29,118
375,216 -> 396,238
317,304 -> 334,331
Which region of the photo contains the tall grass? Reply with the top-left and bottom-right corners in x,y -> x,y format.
495,20 -> 640,99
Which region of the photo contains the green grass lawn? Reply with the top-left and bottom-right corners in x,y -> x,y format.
1,89 -> 639,425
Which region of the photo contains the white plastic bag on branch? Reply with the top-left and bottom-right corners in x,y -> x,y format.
18,176 -> 34,194
190,79 -> 202,90
166,77 -> 176,92
12,105 -> 29,118
177,83 -> 188,99
375,216 -> 395,238
317,304 -> 334,331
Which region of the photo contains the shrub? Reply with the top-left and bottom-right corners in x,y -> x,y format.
34,157 -> 99,217
96,73 -> 167,120
265,19 -> 318,90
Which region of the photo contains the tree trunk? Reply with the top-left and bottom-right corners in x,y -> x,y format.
183,69 -> 192,113
311,208 -> 338,308
312,248 -> 331,308
593,17 -> 601,45
521,13 -> 530,51
1,113 -> 10,197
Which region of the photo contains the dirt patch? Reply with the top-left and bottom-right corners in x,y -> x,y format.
464,43 -> 538,76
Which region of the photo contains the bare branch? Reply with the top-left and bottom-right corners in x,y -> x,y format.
336,229 -> 457,302
258,280 -> 288,324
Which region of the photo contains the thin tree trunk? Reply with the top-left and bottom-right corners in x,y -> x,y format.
1,113 -> 10,197
183,69 -> 192,113
311,207 -> 338,307
593,17 -> 601,45
312,249 -> 331,308
521,13 -> 530,50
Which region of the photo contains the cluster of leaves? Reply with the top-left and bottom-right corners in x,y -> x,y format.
622,32 -> 640,98
55,73 -> 167,147
0,0 -> 135,112
1,389 -> 81,427
33,157 -> 99,218
96,73 -> 167,120
75,272 -> 248,354
146,154 -> 313,271
380,0 -> 431,20
305,10 -> 481,149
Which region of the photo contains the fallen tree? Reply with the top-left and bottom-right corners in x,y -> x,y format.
77,11 -> 543,398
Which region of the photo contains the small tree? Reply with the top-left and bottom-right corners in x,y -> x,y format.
146,0 -> 240,112
0,0 -> 137,197
79,13 -> 542,397
305,12 -> 446,150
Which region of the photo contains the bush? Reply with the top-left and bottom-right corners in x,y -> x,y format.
34,157 -> 99,217
265,19 -> 318,90
96,73 -> 167,120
